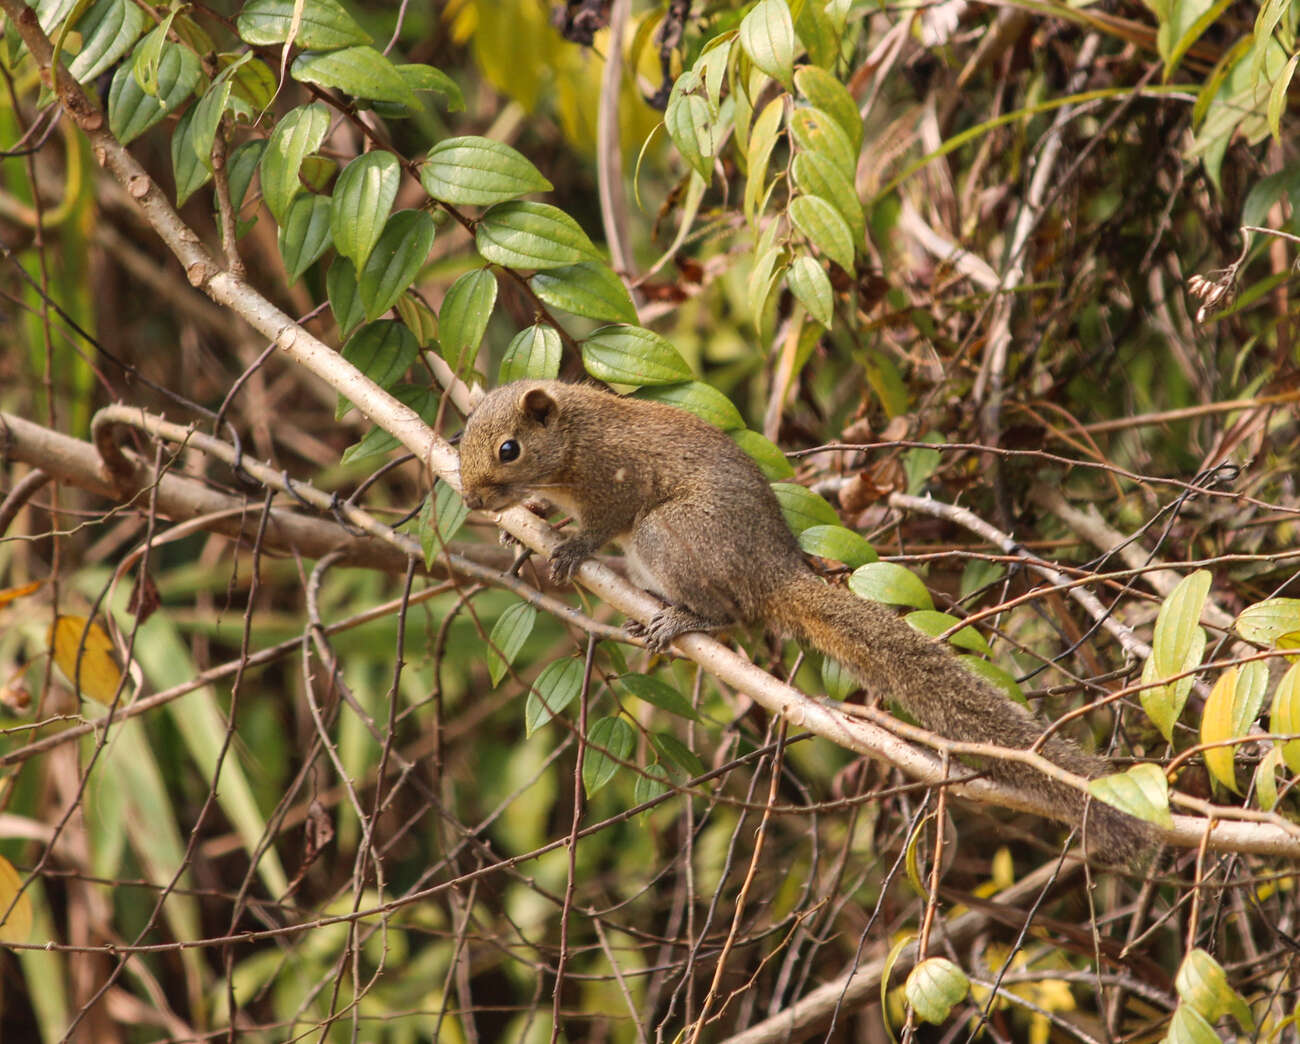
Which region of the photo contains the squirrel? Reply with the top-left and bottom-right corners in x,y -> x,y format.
457,380 -> 1157,867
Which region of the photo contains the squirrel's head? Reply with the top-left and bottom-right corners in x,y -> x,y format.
457,382 -> 566,511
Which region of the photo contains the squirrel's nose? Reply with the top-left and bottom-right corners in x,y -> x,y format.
462,489 -> 483,510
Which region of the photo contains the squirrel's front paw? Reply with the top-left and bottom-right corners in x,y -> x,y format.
626,612 -> 678,653
547,541 -> 589,584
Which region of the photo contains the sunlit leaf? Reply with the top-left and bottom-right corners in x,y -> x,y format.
476,201 -> 601,270
292,46 -> 418,106
487,602 -> 536,686
772,481 -> 840,534
905,957 -> 970,1025
499,324 -> 562,383
797,524 -> 876,568
1270,662 -> 1300,773
0,855 -> 34,945
358,210 -> 436,320
849,562 -> 934,610
530,262 -> 638,323
634,381 -> 744,430
580,325 -> 692,386
49,615 -> 123,705
525,658 -> 584,734
1088,763 -> 1173,829
237,0 -> 371,48
439,268 -> 498,367
738,0 -> 796,88
584,716 -> 635,794
421,136 -> 552,206
331,150 -> 400,272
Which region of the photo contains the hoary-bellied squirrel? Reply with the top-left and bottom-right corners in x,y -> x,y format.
457,380 -> 1156,866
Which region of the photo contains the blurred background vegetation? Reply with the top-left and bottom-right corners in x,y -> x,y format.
0,0 -> 1299,1040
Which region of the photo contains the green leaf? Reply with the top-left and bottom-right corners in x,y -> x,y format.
771,482 -> 839,534
822,654 -> 856,700
1087,763 -> 1173,830
336,320 -> 419,418
581,325 -> 692,386
227,57 -> 276,117
797,524 -> 876,568
1266,52 -> 1299,142
634,381 -> 744,430
277,192 -> 332,282
1143,569 -> 1210,740
69,0 -> 146,85
236,0 -> 372,48
339,383 -> 437,463
848,562 -> 933,610
292,45 -> 418,107
487,602 -> 536,686
327,256 -> 365,337
905,957 -> 970,1025
790,194 -> 855,271
131,12 -> 175,96
358,210 -> 436,320
418,481 -> 469,567
747,245 -> 787,326
1255,746 -> 1283,812
1153,570 -> 1211,677
260,103 -> 330,224
665,89 -> 717,180
743,96 -> 784,226
1175,948 -> 1255,1030
395,63 -> 464,112
499,324 -> 562,383
789,106 -> 857,182
794,64 -> 863,153
109,39 -> 200,145
650,731 -> 704,777
905,610 -> 990,655
958,656 -> 1025,705
792,150 -> 865,246
731,429 -> 794,479
1234,597 -> 1300,646
634,761 -> 672,805
530,262 -> 638,323
1165,1005 -> 1222,1044
331,151 -> 400,271
170,106 -> 212,206
422,135 -> 553,206
525,659 -> 584,735
617,673 -> 700,721
394,294 -> 437,346
738,0 -> 796,89
439,268 -> 498,368
1270,662 -> 1300,773
476,201 -> 602,270
786,254 -> 834,326
584,716 -> 636,794
227,140 -> 266,215
188,69 -> 236,171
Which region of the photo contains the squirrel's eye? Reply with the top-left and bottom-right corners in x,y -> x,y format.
498,438 -> 521,463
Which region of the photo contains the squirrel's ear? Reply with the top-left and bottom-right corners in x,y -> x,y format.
519,387 -> 558,427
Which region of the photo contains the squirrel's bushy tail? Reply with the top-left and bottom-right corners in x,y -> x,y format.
764,572 -> 1158,867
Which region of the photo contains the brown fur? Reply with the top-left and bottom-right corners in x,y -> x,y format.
459,380 -> 1157,866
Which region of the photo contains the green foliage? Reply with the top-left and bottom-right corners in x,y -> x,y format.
6,0 -> 1300,1038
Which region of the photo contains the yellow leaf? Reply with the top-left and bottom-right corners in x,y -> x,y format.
1201,667 -> 1239,792
0,855 -> 33,945
1270,663 -> 1300,774
48,615 -> 123,705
